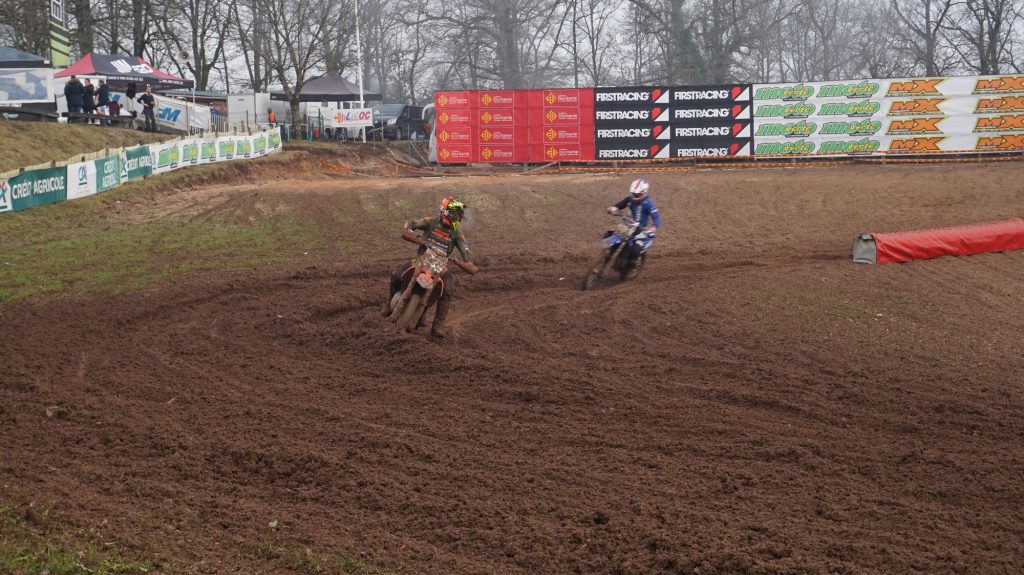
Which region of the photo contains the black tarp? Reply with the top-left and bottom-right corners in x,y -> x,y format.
0,47 -> 49,68
270,75 -> 380,102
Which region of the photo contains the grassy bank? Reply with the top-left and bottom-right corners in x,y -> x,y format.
0,151 -> 324,303
0,121 -> 169,173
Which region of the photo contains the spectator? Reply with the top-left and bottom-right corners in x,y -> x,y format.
83,78 -> 95,122
137,84 -> 157,133
96,80 -> 110,125
108,99 -> 120,124
268,108 -> 276,124
63,75 -> 84,120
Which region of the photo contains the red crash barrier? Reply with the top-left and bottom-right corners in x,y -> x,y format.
853,218 -> 1024,264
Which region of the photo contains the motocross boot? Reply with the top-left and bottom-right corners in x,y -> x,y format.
431,298 -> 452,338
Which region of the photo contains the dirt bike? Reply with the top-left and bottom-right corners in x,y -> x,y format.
582,215 -> 655,290
388,242 -> 474,334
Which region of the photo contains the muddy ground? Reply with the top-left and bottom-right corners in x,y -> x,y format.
2,151 -> 1024,575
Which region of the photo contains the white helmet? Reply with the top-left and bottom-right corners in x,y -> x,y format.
629,178 -> 649,202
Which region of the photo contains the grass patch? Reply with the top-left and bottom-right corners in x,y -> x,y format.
0,150 -> 327,303
0,504 -> 154,575
0,214 -> 323,303
0,122 -> 169,174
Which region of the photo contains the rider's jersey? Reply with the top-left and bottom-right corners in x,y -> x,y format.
408,215 -> 472,263
613,196 -> 661,229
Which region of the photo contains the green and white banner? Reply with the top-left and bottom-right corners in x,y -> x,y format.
121,145 -> 153,181
4,129 -> 280,215
94,155 -> 121,193
0,166 -> 67,213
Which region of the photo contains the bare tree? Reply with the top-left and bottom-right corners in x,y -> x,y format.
0,0 -> 51,57
256,0 -> 346,129
891,0 -> 956,75
944,0 -> 1024,74
151,0 -> 235,90
572,0 -> 621,86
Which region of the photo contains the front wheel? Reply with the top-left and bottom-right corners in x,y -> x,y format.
582,251 -> 610,290
395,292 -> 422,332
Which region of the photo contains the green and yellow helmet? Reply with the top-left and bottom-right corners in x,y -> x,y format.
440,196 -> 466,229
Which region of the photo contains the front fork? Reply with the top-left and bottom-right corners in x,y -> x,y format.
389,268 -> 420,319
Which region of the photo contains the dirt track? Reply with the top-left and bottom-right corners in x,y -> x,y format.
3,156 -> 1024,574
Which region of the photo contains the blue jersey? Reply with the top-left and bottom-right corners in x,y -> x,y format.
614,196 -> 661,228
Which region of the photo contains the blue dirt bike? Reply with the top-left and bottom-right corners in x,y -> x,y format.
582,215 -> 655,290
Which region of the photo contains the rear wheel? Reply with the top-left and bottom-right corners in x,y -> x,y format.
395,293 -> 422,332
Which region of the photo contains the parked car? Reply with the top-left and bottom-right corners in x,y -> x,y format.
371,104 -> 427,140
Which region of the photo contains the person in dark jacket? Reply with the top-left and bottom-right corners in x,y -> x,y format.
63,76 -> 84,120
137,84 -> 157,132
82,79 -> 96,122
96,80 -> 111,125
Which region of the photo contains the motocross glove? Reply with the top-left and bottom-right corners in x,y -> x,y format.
607,206 -> 619,215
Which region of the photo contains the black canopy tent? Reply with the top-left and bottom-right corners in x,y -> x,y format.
54,53 -> 194,92
270,74 -> 381,103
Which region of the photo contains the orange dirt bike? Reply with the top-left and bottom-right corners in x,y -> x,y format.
388,242 -> 475,334
582,215 -> 655,290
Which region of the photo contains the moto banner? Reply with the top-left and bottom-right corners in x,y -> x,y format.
200,137 -> 219,163
754,96 -> 1024,120
152,140 -> 181,174
753,133 -> 1024,156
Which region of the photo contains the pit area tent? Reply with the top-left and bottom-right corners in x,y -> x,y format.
270,74 -> 380,103
54,53 -> 193,92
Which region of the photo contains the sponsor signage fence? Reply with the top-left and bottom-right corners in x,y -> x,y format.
752,74 -> 1024,156
434,89 -> 595,163
431,75 -> 1023,163
593,84 -> 753,159
0,166 -> 67,213
2,128 -> 282,215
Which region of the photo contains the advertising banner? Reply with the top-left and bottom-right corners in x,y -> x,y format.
435,91 -> 473,109
121,145 -> 152,181
0,166 -> 67,213
436,88 -> 594,163
217,137 -> 236,161
66,160 -> 97,199
594,84 -> 753,158
268,128 -> 282,151
0,68 -> 54,106
152,141 -> 181,174
94,155 -> 121,193
477,90 -> 520,108
752,133 -> 1024,156
179,138 -> 201,166
753,75 -> 1024,156
200,137 -> 218,163
321,108 -> 373,129
154,95 -> 212,132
